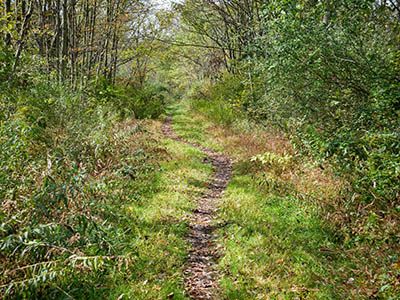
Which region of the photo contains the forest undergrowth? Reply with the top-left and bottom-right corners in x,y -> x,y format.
2,0 -> 400,298
1,78 -> 399,299
0,72 -> 207,299
179,98 -> 400,299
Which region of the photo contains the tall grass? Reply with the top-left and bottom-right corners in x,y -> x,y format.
0,69 -> 172,298
186,80 -> 237,126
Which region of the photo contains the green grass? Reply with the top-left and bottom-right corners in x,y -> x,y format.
4,94 -> 398,299
167,102 -> 224,153
171,99 -> 400,299
92,102 -> 217,298
76,122 -> 216,300
170,102 -> 339,298
105,131 -> 212,299
217,174 -> 343,299
0,94 -> 213,299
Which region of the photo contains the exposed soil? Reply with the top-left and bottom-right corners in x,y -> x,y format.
162,115 -> 233,300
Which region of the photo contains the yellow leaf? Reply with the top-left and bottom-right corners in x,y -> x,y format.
394,263 -> 400,271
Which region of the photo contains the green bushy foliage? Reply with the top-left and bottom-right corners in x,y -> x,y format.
186,3 -> 400,295
127,82 -> 169,119
195,1 -> 400,206
90,78 -> 168,119
186,77 -> 240,126
261,1 -> 400,203
0,65 -> 168,298
0,43 -> 13,86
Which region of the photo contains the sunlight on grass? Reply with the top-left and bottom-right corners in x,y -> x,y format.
217,174 -> 344,299
171,100 -> 378,299
104,120 -> 212,300
168,102 -> 224,153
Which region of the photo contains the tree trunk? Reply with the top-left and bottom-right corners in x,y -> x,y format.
5,0 -> 11,47
12,1 -> 33,73
61,0 -> 68,81
56,0 -> 61,81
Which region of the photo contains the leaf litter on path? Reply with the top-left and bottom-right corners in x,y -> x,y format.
163,115 -> 233,300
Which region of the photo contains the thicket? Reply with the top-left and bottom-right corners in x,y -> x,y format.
183,0 -> 400,219
0,0 -> 175,296
0,39 -> 169,298
253,1 -> 400,205
181,0 -> 400,292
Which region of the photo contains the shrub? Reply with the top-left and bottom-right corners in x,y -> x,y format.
187,77 -> 241,126
0,67 -> 166,298
89,78 -> 168,119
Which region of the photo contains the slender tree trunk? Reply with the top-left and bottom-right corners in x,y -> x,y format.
87,0 -> 97,82
103,0 -> 112,79
80,0 -> 89,87
110,0 -> 120,84
69,0 -> 76,87
12,1 -> 33,73
5,0 -> 11,47
55,0 -> 61,81
37,0 -> 45,57
61,0 -> 68,81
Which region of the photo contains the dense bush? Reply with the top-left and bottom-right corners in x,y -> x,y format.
186,77 -> 240,126
259,1 -> 400,205
186,6 -> 400,294
0,63 -> 167,298
0,43 -> 13,85
189,1 -> 400,207
90,78 -> 168,119
127,82 -> 169,119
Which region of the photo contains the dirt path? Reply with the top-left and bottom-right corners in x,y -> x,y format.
162,115 -> 233,300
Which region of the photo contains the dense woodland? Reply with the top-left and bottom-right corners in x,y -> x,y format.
1,0 -> 400,299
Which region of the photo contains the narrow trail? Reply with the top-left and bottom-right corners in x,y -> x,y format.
162,115 -> 233,300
